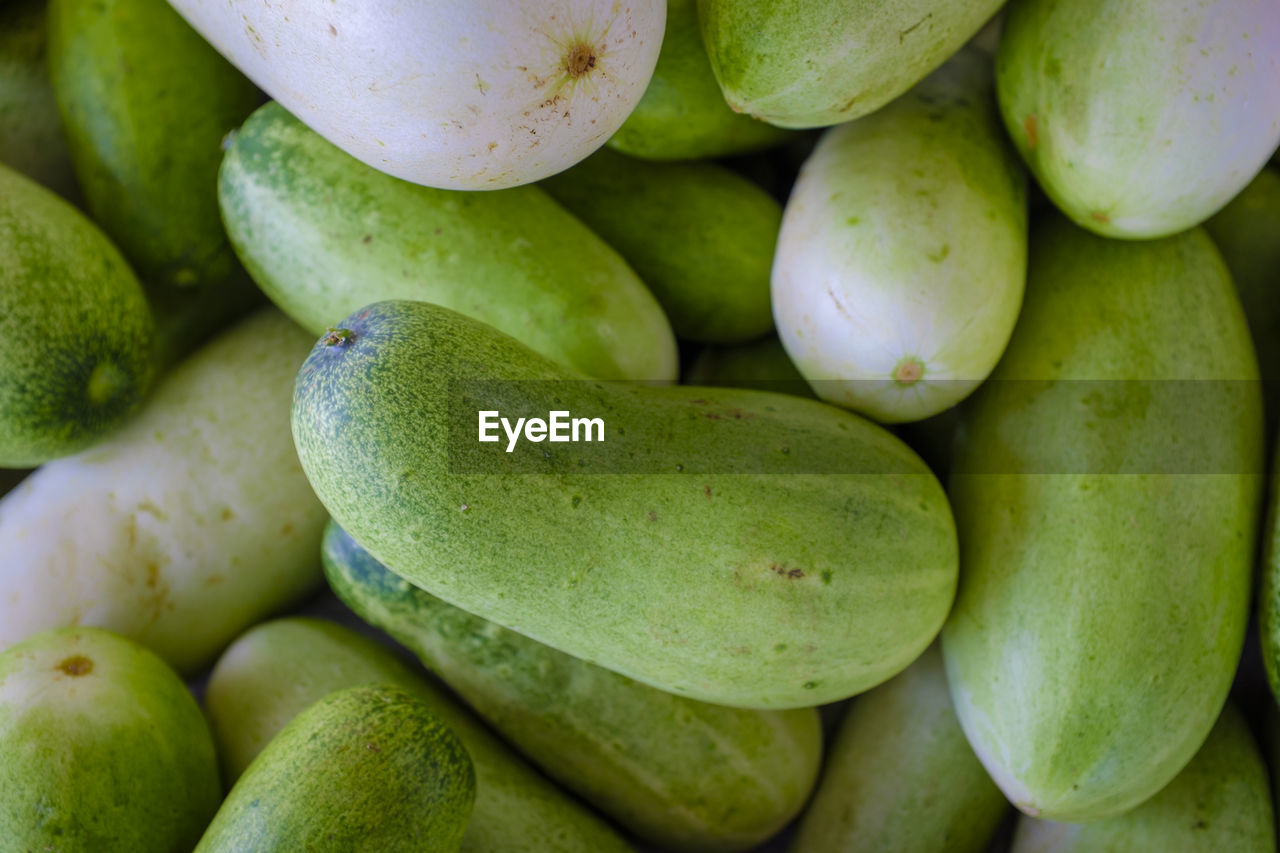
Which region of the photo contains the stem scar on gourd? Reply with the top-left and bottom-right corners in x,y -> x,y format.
57,656 -> 93,676
323,327 -> 356,347
565,43 -> 597,78
893,357 -> 925,386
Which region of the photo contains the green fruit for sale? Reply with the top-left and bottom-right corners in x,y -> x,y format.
0,310 -> 325,673
196,684 -> 475,853
0,626 -> 220,852
772,49 -> 1027,423
790,644 -> 1007,853
608,0 -> 789,160
206,617 -> 634,853
292,300 -> 956,709
0,162 -> 154,466
541,147 -> 778,343
220,102 -> 677,381
685,336 -> 814,399
324,523 -> 821,852
697,0 -> 1005,128
1012,704 -> 1274,853
0,0 -> 77,199
47,0 -> 259,289
1204,169 -> 1280,415
943,217 -> 1263,821
997,0 -> 1280,238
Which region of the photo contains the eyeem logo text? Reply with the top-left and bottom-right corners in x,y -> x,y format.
478,410 -> 605,452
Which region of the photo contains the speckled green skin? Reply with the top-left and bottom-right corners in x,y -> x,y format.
0,163 -> 154,467
1012,704 -> 1275,853
608,0 -> 788,160
541,147 -> 778,343
46,0 -> 259,289
996,0 -> 1280,239
0,0 -> 77,199
790,644 -> 1008,853
697,0 -> 1005,128
685,336 -> 814,399
196,685 -> 475,853
220,102 -> 677,382
0,626 -> 220,851
1204,169 -> 1280,417
324,523 -> 821,852
206,617 -> 634,853
943,217 -> 1263,821
292,300 -> 957,709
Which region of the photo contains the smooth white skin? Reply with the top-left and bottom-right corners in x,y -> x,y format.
0,311 -> 326,674
772,59 -> 1026,424
168,0 -> 665,189
1000,0 -> 1280,238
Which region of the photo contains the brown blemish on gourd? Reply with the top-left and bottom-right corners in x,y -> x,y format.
1090,211 -> 1111,224
770,563 -> 805,580
1024,115 -> 1039,148
566,43 -> 597,78
57,656 -> 92,676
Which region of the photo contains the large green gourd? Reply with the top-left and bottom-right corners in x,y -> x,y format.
292,300 -> 957,709
943,216 -> 1263,821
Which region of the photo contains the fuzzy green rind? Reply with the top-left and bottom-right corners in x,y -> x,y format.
541,147 -> 778,343
943,217 -> 1263,821
697,0 -> 1005,128
46,0 -> 259,289
1012,704 -> 1275,853
996,0 -> 1280,239
0,626 -> 220,851
0,0 -> 77,199
292,300 -> 956,709
608,0 -> 788,160
0,163 -> 154,466
206,617 -> 634,853
685,336 -> 814,399
324,523 -> 821,852
1204,169 -> 1280,418
772,48 -> 1027,423
196,684 -> 475,853
790,644 -> 1008,853
219,102 -> 677,382
0,309 -> 324,673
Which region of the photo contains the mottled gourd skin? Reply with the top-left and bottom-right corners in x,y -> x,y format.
997,0 -> 1280,239
685,336 -> 815,399
324,523 -> 821,852
697,0 -> 1006,128
1204,169 -> 1280,422
292,300 -> 957,709
47,0 -> 260,289
790,644 -> 1008,853
168,0 -> 664,190
0,0 -> 78,199
0,310 -> 325,673
220,103 -> 677,382
0,627 -> 221,852
0,163 -> 154,467
608,0 -> 789,160
205,617 -> 634,853
195,685 -> 476,853
773,49 -> 1027,423
1012,704 -> 1275,853
943,217 -> 1263,821
541,147 -> 778,344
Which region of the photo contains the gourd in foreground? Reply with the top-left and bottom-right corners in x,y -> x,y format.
291,300 -> 958,709
943,216 -> 1263,820
195,684 -> 475,853
168,0 -> 666,189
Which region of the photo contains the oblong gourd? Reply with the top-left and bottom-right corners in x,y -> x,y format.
291,299 -> 957,709
943,217 -> 1263,821
167,0 -> 665,189
323,522 -> 821,852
